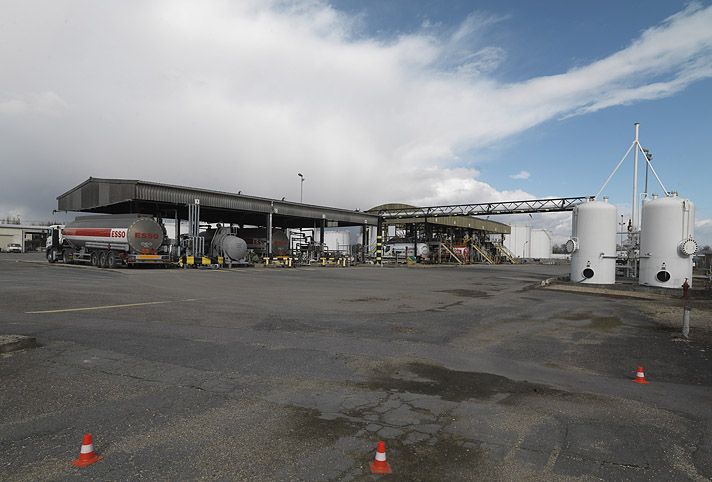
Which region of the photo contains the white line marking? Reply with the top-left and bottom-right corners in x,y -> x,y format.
26,299 -> 200,314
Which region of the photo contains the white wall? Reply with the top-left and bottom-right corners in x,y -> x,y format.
0,227 -> 27,251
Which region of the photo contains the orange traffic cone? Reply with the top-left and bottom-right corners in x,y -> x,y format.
370,440 -> 392,474
632,366 -> 649,384
72,433 -> 102,468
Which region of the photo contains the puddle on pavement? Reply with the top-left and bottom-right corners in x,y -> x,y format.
343,297 -> 390,303
253,318 -> 319,333
560,311 -> 623,331
438,289 -> 491,298
284,406 -> 358,442
284,404 -> 485,481
362,362 -> 559,402
588,316 -> 622,331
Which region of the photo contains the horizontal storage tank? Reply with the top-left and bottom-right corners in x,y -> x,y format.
200,227 -> 248,261
566,199 -> 617,284
639,193 -> 697,288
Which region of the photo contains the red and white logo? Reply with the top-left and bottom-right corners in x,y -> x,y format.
110,229 -> 127,238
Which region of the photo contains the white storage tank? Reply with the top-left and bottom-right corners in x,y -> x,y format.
566,198 -> 617,284
639,193 -> 697,288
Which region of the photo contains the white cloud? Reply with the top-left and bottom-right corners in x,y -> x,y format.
0,91 -> 67,115
509,170 -> 530,180
696,218 -> 712,248
0,0 -> 711,227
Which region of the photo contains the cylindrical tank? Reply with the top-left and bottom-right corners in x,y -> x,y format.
639,193 -> 697,288
384,243 -> 430,259
237,228 -> 290,256
63,214 -> 165,253
566,199 -> 617,284
208,227 -> 248,261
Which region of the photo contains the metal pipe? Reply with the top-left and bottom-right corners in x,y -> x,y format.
638,143 -> 669,195
682,306 -> 690,338
632,123 -> 639,230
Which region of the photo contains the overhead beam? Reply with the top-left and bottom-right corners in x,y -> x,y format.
377,196 -> 594,219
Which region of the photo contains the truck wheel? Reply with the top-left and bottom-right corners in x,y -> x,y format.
62,250 -> 72,264
46,250 -> 55,263
91,251 -> 99,266
99,251 -> 108,268
107,251 -> 116,268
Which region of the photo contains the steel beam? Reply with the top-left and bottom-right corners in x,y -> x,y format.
377,196 -> 593,219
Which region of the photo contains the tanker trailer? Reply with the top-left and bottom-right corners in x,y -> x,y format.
237,228 -> 290,257
46,214 -> 169,268
199,226 -> 248,265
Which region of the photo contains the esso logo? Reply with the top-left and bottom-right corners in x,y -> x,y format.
110,229 -> 127,238
135,232 -> 159,239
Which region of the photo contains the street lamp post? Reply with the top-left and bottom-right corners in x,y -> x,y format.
522,240 -> 529,259
298,173 -> 304,203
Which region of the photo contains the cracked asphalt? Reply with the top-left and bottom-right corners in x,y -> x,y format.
1,253 -> 711,481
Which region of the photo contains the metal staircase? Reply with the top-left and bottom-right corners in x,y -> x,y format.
470,238 -> 495,264
494,243 -> 518,264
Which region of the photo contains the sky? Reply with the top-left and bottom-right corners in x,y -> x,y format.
1,0 -> 711,245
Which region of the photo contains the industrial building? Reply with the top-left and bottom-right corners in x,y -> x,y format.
367,203 -> 516,264
56,177 -> 379,264
53,178 -> 590,267
0,224 -> 49,253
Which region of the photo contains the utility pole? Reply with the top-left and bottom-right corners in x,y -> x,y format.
298,173 -> 304,203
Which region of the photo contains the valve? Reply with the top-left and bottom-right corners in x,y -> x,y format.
682,278 -> 690,299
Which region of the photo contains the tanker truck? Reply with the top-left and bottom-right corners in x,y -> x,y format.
46,214 -> 170,268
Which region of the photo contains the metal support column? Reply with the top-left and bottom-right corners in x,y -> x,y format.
320,219 -> 325,244
267,205 -> 273,258
376,217 -> 383,265
187,199 -> 203,260
413,223 -> 418,263
361,224 -> 367,263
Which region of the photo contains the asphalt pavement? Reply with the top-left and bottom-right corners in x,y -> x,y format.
1,253 -> 710,481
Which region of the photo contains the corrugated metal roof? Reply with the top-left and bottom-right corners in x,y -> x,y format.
368,203 -> 510,234
57,178 -> 379,227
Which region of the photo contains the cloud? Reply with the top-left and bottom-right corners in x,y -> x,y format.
0,91 -> 67,115
0,0 -> 711,231
696,218 -> 712,248
509,170 -> 530,180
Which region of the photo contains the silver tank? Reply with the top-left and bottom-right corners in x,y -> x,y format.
63,214 -> 165,253
200,227 -> 248,261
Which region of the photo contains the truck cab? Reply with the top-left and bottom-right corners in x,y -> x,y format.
45,225 -> 65,263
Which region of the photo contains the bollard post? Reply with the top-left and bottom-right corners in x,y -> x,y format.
682,306 -> 691,339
